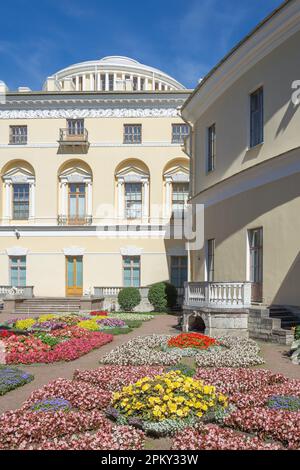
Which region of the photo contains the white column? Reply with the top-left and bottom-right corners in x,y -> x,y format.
75,75 -> 79,91
113,73 -> 117,91
90,74 -> 95,91
61,181 -> 68,216
105,73 -> 109,91
29,182 -> 35,220
137,76 -> 141,91
87,181 -> 93,216
165,177 -> 172,218
145,78 -> 149,91
82,74 -> 86,91
97,73 -> 101,90
142,178 -> 149,221
117,178 -> 125,219
4,182 -> 12,221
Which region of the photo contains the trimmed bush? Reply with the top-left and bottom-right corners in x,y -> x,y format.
148,283 -> 167,312
118,288 -> 141,312
148,282 -> 178,312
165,283 -> 178,308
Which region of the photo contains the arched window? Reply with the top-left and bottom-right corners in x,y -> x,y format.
163,160 -> 189,218
115,160 -> 150,222
58,161 -> 93,225
2,161 -> 35,222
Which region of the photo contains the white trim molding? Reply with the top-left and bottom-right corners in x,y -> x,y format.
63,246 -> 86,256
0,108 -> 179,119
6,247 -> 28,256
120,246 -> 144,256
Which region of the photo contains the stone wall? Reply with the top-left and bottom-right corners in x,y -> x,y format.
182,308 -> 249,338
248,308 -> 294,345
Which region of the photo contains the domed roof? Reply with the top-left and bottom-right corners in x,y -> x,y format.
46,55 -> 185,91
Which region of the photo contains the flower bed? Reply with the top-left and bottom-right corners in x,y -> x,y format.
108,370 -> 228,436
0,365 -> 34,395
3,328 -> 113,364
171,424 -> 282,450
0,365 -> 299,450
168,333 -> 217,350
101,334 -> 264,367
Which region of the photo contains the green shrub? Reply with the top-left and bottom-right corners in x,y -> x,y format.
295,326 -> 300,340
125,320 -> 143,329
148,282 -> 178,312
101,327 -> 132,335
118,287 -> 141,312
165,283 -> 178,308
34,332 -> 61,347
148,283 -> 168,312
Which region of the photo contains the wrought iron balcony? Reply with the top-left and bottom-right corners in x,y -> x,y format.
57,215 -> 93,226
58,128 -> 89,146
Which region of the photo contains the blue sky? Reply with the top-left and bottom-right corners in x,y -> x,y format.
0,0 -> 284,90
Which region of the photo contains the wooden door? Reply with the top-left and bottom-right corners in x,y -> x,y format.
66,256 -> 83,296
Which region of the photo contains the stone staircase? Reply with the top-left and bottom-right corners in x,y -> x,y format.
13,298 -> 81,315
269,306 -> 300,330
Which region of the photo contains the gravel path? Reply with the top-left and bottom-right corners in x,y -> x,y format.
0,313 -> 299,414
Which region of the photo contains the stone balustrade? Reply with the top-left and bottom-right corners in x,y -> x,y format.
184,281 -> 252,309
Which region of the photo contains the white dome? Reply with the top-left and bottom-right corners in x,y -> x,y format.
45,55 -> 185,92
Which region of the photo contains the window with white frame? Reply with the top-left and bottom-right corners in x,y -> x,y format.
9,126 -> 27,145
125,183 -> 142,219
172,124 -> 190,144
123,256 -> 140,287
171,256 -> 187,288
172,182 -> 189,214
206,239 -> 215,282
250,87 -> 264,148
10,256 -> 26,287
12,183 -> 30,220
67,119 -> 84,136
207,124 -> 216,173
124,124 -> 142,144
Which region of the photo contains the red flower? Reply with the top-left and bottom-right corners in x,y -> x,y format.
168,333 -> 217,350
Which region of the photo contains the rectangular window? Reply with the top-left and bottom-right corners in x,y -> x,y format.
13,183 -> 30,220
108,74 -> 114,91
140,78 -> 145,91
100,74 -> 106,90
250,87 -> 264,148
207,124 -> 216,172
172,182 -> 189,214
132,76 -> 138,91
125,182 -> 142,219
68,183 -> 86,223
10,256 -> 26,287
124,124 -> 142,144
171,256 -> 188,288
123,256 -> 140,287
67,119 -> 84,135
9,126 -> 27,145
172,124 -> 190,144
206,239 -> 215,282
248,227 -> 263,302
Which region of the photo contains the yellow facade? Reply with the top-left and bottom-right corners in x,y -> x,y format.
0,57 -> 191,298
182,0 -> 300,307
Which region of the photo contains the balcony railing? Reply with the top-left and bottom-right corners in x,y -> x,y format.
184,282 -> 252,309
0,286 -> 34,299
58,128 -> 89,145
94,286 -> 185,304
57,215 -> 93,226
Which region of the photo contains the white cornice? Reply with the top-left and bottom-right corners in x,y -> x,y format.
183,0 -> 300,122
0,142 -> 184,148
0,108 -> 180,119
191,148 -> 300,207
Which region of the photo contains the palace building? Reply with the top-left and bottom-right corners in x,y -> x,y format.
0,56 -> 191,312
181,0 -> 300,341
